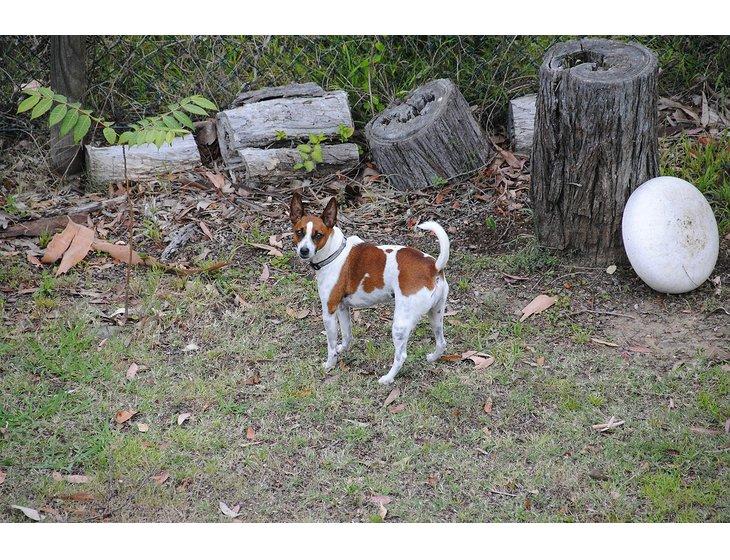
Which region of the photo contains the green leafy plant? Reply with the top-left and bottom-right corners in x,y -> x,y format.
275,130 -> 287,141
294,133 -> 327,172
18,87 -> 217,148
337,123 -> 354,143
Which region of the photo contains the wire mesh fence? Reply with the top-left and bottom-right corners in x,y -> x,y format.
2,35 -> 728,137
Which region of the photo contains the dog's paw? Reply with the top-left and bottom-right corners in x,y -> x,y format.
426,351 -> 442,363
336,341 -> 350,354
377,374 -> 395,385
323,358 -> 337,371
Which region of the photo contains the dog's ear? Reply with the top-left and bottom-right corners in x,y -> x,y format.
321,197 -> 338,228
290,193 -> 304,224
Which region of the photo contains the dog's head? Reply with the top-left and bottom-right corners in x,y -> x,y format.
289,193 -> 337,262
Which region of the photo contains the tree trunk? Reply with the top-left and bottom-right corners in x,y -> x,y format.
216,89 -> 353,166
85,134 -> 201,184
50,36 -> 87,175
507,94 -> 536,154
365,79 -> 492,190
238,144 -> 359,183
531,38 -> 659,265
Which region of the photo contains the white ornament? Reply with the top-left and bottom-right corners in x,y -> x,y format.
622,176 -> 719,294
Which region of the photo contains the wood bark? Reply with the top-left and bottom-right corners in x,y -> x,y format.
216,90 -> 353,166
507,94 -> 536,154
85,134 -> 201,184
50,36 -> 87,175
238,144 -> 359,183
231,82 -> 325,107
364,78 -> 491,190
531,38 -> 659,265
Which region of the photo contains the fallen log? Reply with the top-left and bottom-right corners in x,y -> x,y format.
238,144 -> 359,182
231,82 -> 325,107
216,90 -> 353,166
507,94 -> 536,154
531,38 -> 659,265
365,78 -> 492,190
85,134 -> 202,184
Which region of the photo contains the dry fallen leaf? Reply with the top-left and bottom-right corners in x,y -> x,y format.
204,171 -> 226,190
10,504 -> 43,521
26,252 -> 43,267
725,418 -> 730,434
388,403 -> 406,414
383,387 -> 401,407
591,416 -> 625,433
259,264 -> 270,282
246,426 -> 256,440
250,243 -> 283,258
465,352 -> 495,369
0,469 -> 6,485
536,356 -> 546,366
41,218 -> 79,264
56,223 -> 94,276
483,398 -> 493,414
151,471 -> 170,485
286,307 -> 310,319
183,342 -> 200,352
177,412 -> 192,426
114,410 -> 137,424
520,295 -> 557,322
591,338 -> 619,348
65,474 -> 89,484
369,495 -> 392,520
137,423 -> 149,433
438,354 -> 463,362
268,234 -> 284,249
126,363 -> 139,380
606,265 -> 617,275
219,501 -> 241,518
91,240 -> 143,265
199,220 -> 214,241
244,372 -> 261,385
690,426 -> 723,436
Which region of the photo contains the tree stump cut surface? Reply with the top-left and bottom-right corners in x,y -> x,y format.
365,79 -> 492,190
531,39 -> 659,265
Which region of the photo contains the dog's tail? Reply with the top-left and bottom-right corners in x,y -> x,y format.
416,221 -> 450,271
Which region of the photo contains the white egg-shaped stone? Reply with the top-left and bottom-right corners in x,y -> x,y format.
622,176 -> 719,294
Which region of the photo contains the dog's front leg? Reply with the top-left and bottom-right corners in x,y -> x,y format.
322,309 -> 339,370
336,305 -> 352,354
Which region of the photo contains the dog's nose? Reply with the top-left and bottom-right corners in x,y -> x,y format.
299,247 -> 310,258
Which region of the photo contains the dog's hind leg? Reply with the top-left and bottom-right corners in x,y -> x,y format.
378,309 -> 419,385
427,280 -> 449,363
336,305 -> 352,354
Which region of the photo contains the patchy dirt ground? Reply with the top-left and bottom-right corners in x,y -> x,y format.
0,132 -> 728,522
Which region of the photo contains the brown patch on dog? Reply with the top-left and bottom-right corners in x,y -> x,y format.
292,216 -> 332,250
396,247 -> 438,296
327,244 -> 386,314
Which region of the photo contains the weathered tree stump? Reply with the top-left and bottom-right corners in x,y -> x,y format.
531,38 -> 659,265
507,94 -> 536,154
50,36 -> 87,175
365,78 -> 491,190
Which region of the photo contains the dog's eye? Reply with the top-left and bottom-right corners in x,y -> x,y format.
313,232 -> 323,240
296,229 -> 304,237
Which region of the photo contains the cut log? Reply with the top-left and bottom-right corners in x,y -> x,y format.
507,94 -> 536,155
237,144 -> 359,183
85,134 -> 202,184
217,90 -> 353,166
531,39 -> 659,265
365,78 -> 492,190
232,82 -> 325,107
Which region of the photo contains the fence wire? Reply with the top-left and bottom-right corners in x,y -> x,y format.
1,35 -> 728,137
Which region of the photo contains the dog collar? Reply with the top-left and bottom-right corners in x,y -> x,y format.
310,239 -> 347,271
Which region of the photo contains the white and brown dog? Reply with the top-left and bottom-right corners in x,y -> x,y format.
290,193 -> 450,385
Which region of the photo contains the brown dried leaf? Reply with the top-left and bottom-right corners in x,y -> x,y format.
246,426 -> 256,440
0,469 -> 6,484
56,223 -> 94,275
219,501 -> 241,518
483,398 -> 493,414
244,372 -> 261,385
136,423 -> 149,433
65,474 -> 89,484
250,243 -> 283,258
126,363 -> 139,380
519,294 -> 557,322
466,352 -> 495,369
536,356 -> 546,367
204,171 -> 226,190
41,218 -> 79,264
91,240 -> 143,265
690,426 -> 722,436
10,504 -> 43,521
497,146 -> 522,169
383,387 -> 401,407
114,409 -> 137,424
725,418 -> 730,434
151,471 -> 170,485
388,403 -> 405,414
177,412 -> 192,425
591,338 -> 619,348
438,353 -> 463,362
259,264 -> 270,282
268,234 -> 283,249
26,252 -> 43,267
286,307 -> 310,319
199,220 -> 214,241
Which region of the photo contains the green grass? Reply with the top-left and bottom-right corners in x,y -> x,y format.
661,132 -> 730,232
1,239 -> 727,522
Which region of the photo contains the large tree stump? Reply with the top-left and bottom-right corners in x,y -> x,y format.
531,39 -> 659,265
507,94 -> 536,154
365,79 -> 491,190
50,36 -> 87,175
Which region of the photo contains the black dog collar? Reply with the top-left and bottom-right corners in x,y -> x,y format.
310,239 -> 347,271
